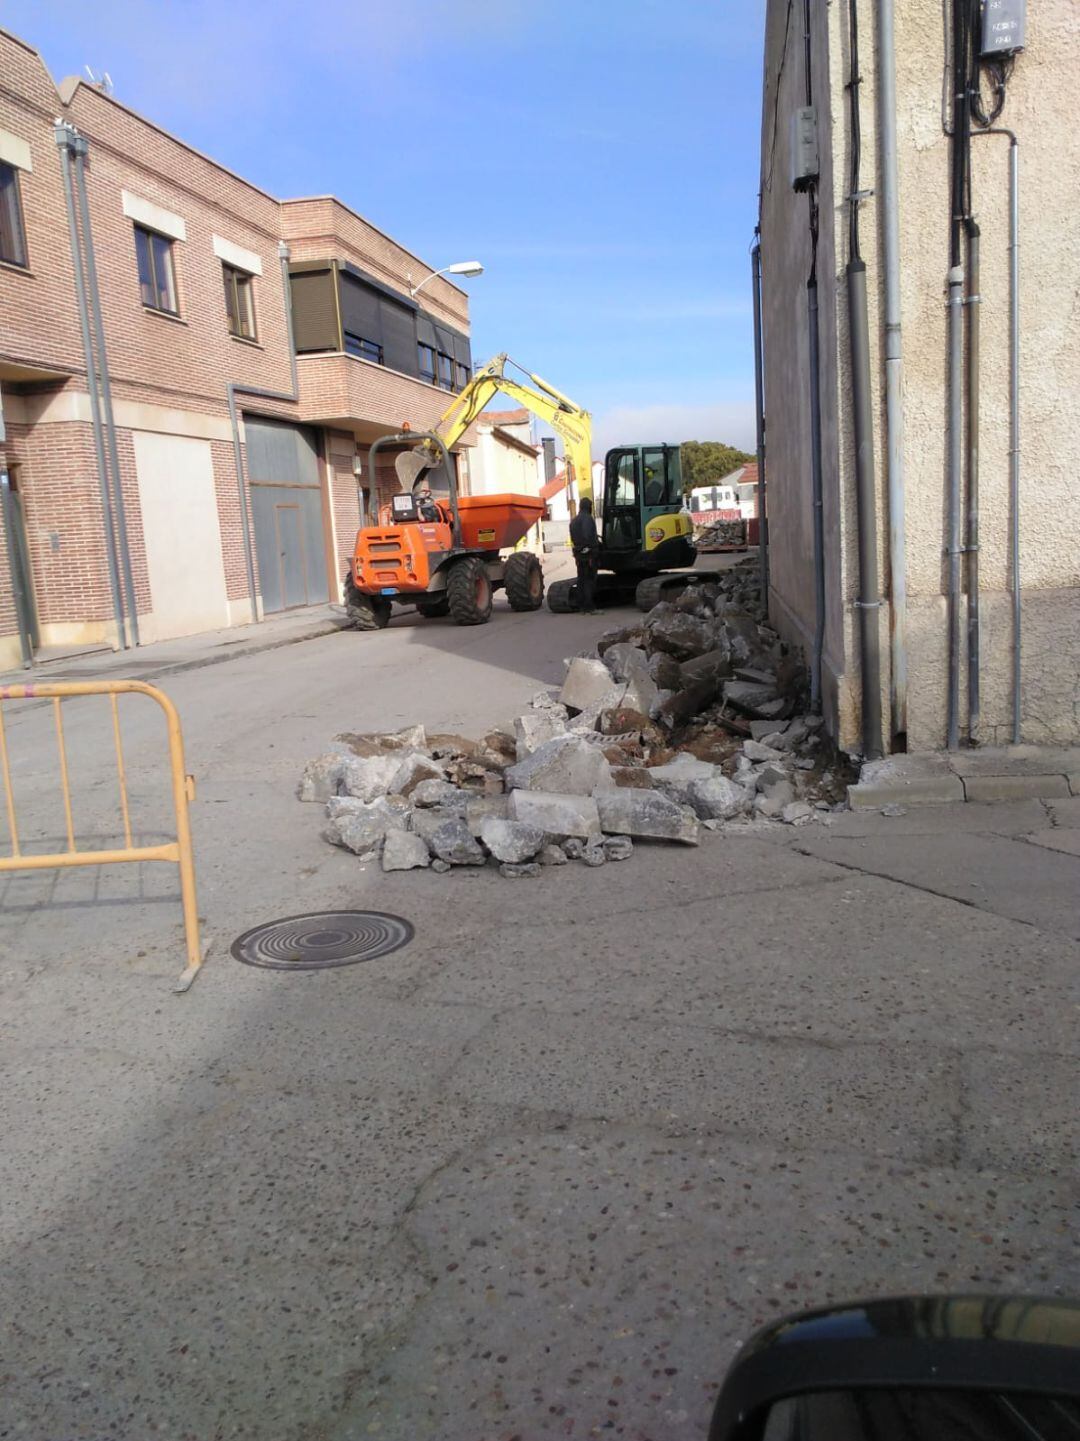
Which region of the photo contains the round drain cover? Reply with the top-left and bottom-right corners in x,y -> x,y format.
231,911 -> 414,971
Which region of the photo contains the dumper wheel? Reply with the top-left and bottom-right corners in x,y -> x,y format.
345,577 -> 392,631
416,595 -> 450,619
505,552 -> 545,611
446,556 -> 493,625
546,578 -> 577,613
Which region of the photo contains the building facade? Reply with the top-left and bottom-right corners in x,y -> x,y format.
0,28 -> 474,669
758,0 -> 1079,753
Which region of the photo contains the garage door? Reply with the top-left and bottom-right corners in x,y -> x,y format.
245,417 -> 329,613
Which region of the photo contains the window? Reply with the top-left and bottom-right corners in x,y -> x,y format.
417,343 -> 436,384
134,224 -> 178,314
344,332 -> 383,364
611,451 -> 638,508
222,263 -> 256,339
436,352 -> 453,390
454,362 -> 470,391
0,162 -> 28,268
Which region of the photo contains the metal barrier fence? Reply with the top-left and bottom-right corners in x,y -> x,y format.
0,679 -> 204,991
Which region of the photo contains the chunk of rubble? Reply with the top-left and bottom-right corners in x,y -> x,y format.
390,751 -> 446,798
781,800 -> 815,825
382,830 -> 432,871
411,778 -> 468,810
515,709 -> 567,760
429,818 -> 486,866
465,794 -> 510,837
479,816 -> 546,864
325,798 -> 408,856
595,789 -> 699,845
298,753 -> 345,803
645,608 -> 714,661
603,835 -> 634,862
683,774 -> 752,821
500,861 -> 541,879
507,790 -> 601,839
539,843 -> 568,866
648,753 -> 717,804
506,734 -> 614,796
562,838 -> 586,859
561,655 -> 619,712
581,840 -> 607,867
602,642 -> 648,683
611,767 -> 654,789
742,739 -> 784,762
679,645 -> 734,687
341,753 -> 404,802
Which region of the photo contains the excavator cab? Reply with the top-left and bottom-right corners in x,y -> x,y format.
599,444 -> 695,575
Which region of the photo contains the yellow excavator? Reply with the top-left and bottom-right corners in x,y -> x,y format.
370,352 -> 698,613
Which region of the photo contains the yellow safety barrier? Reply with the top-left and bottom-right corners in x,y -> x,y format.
0,679 -> 204,991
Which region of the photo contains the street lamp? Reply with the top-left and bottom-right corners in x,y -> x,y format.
408,260 -> 484,298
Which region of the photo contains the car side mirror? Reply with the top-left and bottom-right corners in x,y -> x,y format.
709,1295 -> 1080,1441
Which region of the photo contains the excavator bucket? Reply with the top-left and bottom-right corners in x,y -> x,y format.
394,449 -> 434,491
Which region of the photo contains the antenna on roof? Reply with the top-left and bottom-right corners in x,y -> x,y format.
84,66 -> 114,95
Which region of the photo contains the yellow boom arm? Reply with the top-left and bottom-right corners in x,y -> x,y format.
429,353 -> 594,505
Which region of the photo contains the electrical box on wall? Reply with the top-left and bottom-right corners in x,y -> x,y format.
790,106 -> 819,192
981,0 -> 1025,56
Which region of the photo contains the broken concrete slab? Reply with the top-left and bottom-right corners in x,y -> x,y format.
648,753 -> 717,805
479,816 -> 546,864
410,806 -> 468,844
561,656 -> 620,713
325,798 -> 408,856
722,679 -> 780,716
647,651 -> 683,691
382,830 -> 432,871
507,790 -> 601,840
611,767 -> 654,789
595,789 -> 699,845
849,755 -> 966,809
742,739 -> 784,762
506,734 -> 614,796
538,843 -> 568,866
750,718 -> 789,740
781,800 -> 815,825
653,678 -> 720,730
679,645 -> 734,687
429,818 -> 486,866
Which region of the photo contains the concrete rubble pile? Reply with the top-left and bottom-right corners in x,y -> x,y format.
298,560 -> 847,878
694,517 -> 747,551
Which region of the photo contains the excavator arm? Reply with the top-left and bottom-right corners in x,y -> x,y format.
420,353 -> 594,505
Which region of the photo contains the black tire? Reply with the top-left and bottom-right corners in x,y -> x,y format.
344,576 -> 391,630
546,578 -> 577,613
505,551 -> 545,611
416,594 -> 450,619
446,555 -> 493,625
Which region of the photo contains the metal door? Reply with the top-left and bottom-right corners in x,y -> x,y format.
245,417 -> 329,614
273,503 -> 308,609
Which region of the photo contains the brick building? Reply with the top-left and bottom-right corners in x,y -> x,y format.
0,27 -> 475,669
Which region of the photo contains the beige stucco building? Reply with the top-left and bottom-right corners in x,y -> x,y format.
758,0 -> 1079,754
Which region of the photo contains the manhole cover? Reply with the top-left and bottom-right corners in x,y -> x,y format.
231,911 -> 414,971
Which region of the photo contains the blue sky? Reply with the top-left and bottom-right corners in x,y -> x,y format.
4,0 -> 765,453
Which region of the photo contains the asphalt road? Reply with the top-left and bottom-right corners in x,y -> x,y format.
1,587 -> 1077,1440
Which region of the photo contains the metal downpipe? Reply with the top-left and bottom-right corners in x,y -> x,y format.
945,263 -> 965,750
53,124 -> 127,650
73,141 -> 140,647
965,220 -> 981,743
847,260 -> 883,759
750,234 -> 769,602
1006,139 -> 1021,743
877,0 -> 907,744
227,242 -> 301,622
807,277 -> 826,714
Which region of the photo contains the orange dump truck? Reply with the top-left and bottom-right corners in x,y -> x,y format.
344,430 -> 547,630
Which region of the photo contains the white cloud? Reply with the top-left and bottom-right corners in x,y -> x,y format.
591,399 -> 757,455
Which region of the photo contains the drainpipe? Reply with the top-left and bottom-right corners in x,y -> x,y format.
965,219 -> 981,743
973,129 -> 1021,742
72,138 -> 140,646
54,121 -> 127,651
877,0 -> 907,745
807,274 -> 826,715
226,241 -> 300,621
945,259 -> 964,751
750,229 -> 769,602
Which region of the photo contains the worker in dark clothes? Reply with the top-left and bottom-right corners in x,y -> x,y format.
569,496 -> 603,614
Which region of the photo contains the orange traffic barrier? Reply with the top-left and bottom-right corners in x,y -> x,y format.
0,679 -> 204,991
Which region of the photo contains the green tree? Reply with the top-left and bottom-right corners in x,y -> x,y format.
680,440 -> 754,495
